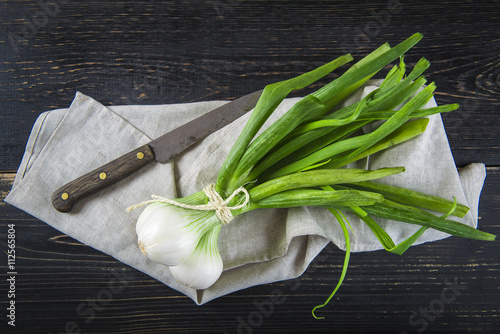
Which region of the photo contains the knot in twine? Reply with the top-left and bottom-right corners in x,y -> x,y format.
127,184 -> 250,225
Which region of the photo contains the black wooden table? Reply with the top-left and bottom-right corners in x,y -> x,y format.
1,1 -> 499,333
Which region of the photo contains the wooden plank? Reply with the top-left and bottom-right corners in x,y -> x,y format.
1,168 -> 498,333
1,1 -> 500,170
1,1 -> 499,332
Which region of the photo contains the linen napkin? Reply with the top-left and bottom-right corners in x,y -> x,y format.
5,82 -> 486,305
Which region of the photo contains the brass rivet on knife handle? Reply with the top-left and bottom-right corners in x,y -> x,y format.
51,144 -> 155,213
51,89 -> 263,213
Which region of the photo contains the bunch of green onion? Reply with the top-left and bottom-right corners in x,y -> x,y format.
131,33 -> 495,318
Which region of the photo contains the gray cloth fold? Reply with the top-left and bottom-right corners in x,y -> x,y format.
5,83 -> 486,305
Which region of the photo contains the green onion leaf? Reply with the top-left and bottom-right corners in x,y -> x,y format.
249,167 -> 405,201
361,199 -> 495,241
345,181 -> 469,218
216,54 -> 354,193
312,208 -> 351,319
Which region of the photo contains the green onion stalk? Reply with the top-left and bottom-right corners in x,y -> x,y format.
129,33 -> 496,318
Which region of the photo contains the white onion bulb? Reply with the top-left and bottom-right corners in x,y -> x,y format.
169,225 -> 223,290
135,203 -> 220,266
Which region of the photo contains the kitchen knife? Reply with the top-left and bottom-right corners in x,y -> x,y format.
51,89 -> 263,213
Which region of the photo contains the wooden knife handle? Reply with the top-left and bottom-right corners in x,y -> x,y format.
52,144 -> 155,213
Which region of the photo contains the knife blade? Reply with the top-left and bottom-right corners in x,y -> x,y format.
51,89 -> 263,213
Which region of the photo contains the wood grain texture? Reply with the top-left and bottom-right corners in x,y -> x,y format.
51,144 -> 155,212
1,0 -> 499,169
1,169 -> 499,333
1,1 -> 499,333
